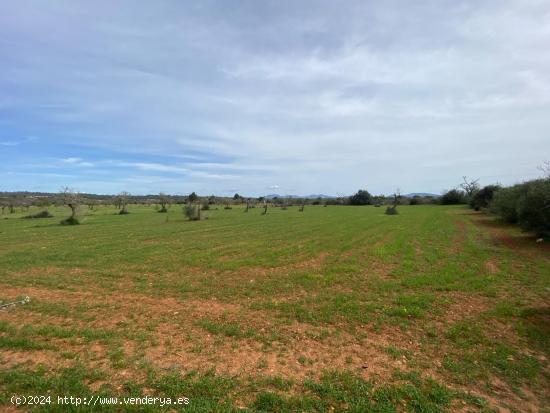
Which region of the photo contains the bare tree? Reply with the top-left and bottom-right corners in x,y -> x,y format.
183,203 -> 201,221
118,191 -> 131,214
460,176 -> 480,197
385,189 -> 401,215
158,192 -> 170,213
60,187 -> 80,224
538,160 -> 550,179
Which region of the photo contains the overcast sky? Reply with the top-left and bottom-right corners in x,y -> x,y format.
1,1 -> 549,196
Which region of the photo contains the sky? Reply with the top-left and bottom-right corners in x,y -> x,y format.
1,0 -> 549,196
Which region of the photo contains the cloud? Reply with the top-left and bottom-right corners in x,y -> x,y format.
0,1 -> 549,195
61,157 -> 95,167
110,161 -> 189,174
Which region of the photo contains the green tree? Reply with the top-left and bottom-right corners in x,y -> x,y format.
349,189 -> 372,205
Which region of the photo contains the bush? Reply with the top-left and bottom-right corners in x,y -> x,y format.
470,185 -> 500,211
441,189 -> 467,205
184,204 -> 200,221
118,209 -> 130,215
385,206 -> 398,215
490,185 -> 526,223
516,179 -> 550,237
223,205 -> 232,210
24,210 -> 53,219
490,179 -> 550,237
409,197 -> 419,205
60,216 -> 80,225
201,203 -> 210,211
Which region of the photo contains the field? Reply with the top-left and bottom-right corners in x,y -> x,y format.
0,204 -> 549,412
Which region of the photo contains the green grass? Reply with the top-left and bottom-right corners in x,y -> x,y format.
196,318 -> 256,339
0,204 -> 548,411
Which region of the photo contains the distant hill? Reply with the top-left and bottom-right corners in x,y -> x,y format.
264,193 -> 439,199
265,194 -> 336,199
402,192 -> 440,198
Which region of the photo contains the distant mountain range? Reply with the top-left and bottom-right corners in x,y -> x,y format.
265,192 -> 440,199
265,194 -> 336,199
402,192 -> 440,198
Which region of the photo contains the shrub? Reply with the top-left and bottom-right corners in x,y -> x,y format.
441,189 -> 467,205
60,216 -> 80,225
118,209 -> 130,215
490,179 -> 550,237
24,210 -> 53,219
201,203 -> 210,211
224,205 -> 232,210
490,185 -> 526,223
409,197 -> 419,205
470,185 -> 500,211
385,206 -> 398,215
516,179 -> 550,237
184,204 -> 200,221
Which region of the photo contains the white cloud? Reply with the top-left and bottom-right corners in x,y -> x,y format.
1,1 -> 549,194
110,162 -> 189,174
61,157 -> 95,167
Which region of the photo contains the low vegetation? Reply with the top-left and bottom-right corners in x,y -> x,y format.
0,203 -> 548,411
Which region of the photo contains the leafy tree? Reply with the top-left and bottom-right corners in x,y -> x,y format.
188,192 -> 199,203
441,189 -> 467,205
349,189 -> 372,205
470,185 -> 500,211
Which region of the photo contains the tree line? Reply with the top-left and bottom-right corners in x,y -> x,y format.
439,162 -> 550,238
